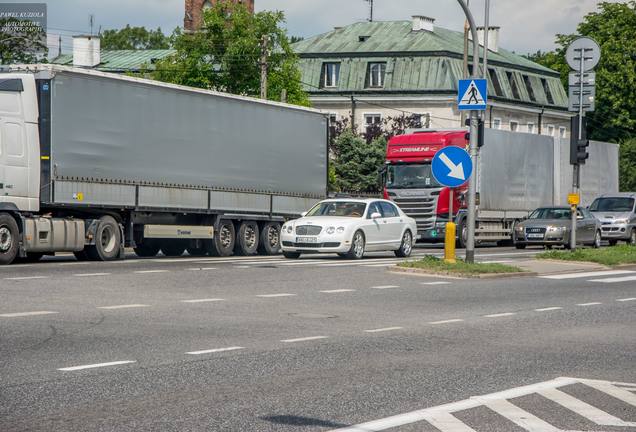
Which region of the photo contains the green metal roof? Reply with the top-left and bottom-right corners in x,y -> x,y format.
50,49 -> 175,72
293,21 -> 568,108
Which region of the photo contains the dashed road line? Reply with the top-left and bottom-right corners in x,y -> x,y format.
134,270 -> 169,274
535,306 -> 563,312
186,346 -> 245,355
256,293 -> 296,298
4,276 -> 48,281
97,304 -> 150,310
420,281 -> 451,286
429,319 -> 464,325
364,327 -> 403,333
180,298 -> 225,303
58,360 -> 136,372
617,297 -> 636,302
0,311 -> 59,318
281,336 -> 328,343
320,289 -> 356,293
589,275 -> 636,283
73,273 -> 111,277
371,285 -> 400,290
484,312 -> 516,318
577,302 -> 602,306
540,270 -> 635,280
188,267 -> 217,271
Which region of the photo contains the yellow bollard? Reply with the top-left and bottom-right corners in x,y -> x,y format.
444,222 -> 457,264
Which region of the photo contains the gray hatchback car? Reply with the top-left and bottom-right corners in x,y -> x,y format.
514,206 -> 602,249
589,193 -> 636,246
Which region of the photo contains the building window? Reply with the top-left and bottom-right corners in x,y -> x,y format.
559,127 -> 567,139
328,113 -> 338,125
510,120 -> 519,132
488,68 -> 503,97
492,118 -> 502,130
411,113 -> 431,129
547,124 -> 555,136
364,113 -> 382,129
522,75 -> 537,102
322,62 -> 340,88
367,62 -> 387,88
527,122 -> 535,134
506,71 -> 520,99
541,78 -> 555,105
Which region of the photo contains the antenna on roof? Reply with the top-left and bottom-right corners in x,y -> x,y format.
89,14 -> 94,35
364,0 -> 374,22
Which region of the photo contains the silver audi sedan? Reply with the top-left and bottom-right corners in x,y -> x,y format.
514,206 -> 602,249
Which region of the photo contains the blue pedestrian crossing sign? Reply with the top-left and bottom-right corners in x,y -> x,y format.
432,146 -> 473,188
457,79 -> 487,111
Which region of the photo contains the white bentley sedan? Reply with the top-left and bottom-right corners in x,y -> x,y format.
280,199 -> 417,259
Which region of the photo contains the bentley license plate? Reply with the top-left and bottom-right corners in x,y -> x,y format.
296,236 -> 318,243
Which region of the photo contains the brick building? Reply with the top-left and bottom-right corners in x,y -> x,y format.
184,0 -> 254,31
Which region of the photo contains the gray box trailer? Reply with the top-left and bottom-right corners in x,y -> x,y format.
0,65 -> 328,264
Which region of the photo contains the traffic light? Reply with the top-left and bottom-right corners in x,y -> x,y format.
570,115 -> 589,165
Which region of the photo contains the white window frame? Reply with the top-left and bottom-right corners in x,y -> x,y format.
364,113 -> 382,128
322,62 -> 340,88
527,122 -> 535,134
559,126 -> 567,139
367,62 -> 386,88
547,124 -> 555,136
492,118 -> 502,130
328,113 -> 339,125
412,113 -> 431,129
510,120 -> 519,132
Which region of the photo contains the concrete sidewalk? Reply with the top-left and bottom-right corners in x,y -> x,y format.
514,259 -> 608,276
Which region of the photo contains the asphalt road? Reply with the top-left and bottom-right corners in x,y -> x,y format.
1,247 -> 635,431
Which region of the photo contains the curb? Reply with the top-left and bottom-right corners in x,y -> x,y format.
389,266 -> 536,280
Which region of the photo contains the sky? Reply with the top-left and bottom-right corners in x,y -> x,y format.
29,0 -> 618,57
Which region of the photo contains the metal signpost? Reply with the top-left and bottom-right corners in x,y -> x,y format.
565,37 -> 600,250
432,147 -> 474,263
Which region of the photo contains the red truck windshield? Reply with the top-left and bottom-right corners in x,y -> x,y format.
386,163 -> 441,189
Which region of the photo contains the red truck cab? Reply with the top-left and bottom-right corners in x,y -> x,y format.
383,130 -> 469,242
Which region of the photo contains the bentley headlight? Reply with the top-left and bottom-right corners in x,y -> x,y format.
337,226 -> 345,233
286,225 -> 293,234
326,226 -> 335,234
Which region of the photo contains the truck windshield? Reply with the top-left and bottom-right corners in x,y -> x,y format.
589,197 -> 635,212
386,164 -> 441,189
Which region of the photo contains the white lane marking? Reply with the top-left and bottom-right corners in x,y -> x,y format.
320,259 -> 404,268
484,312 -> 516,318
186,346 -> 244,355
578,378 -> 636,407
0,311 -> 59,318
74,273 -> 111,277
429,319 -> 464,325
617,297 -> 636,302
320,289 -> 356,293
364,263 -> 402,267
234,265 -> 251,269
479,398 -> 560,431
540,270 -> 635,280
280,260 -> 340,266
188,267 -> 217,271
4,276 -> 48,281
180,298 -> 225,303
281,336 -> 328,343
418,412 -> 477,431
97,304 -> 150,310
577,302 -> 602,306
589,275 -> 636,283
535,306 -> 563,312
371,285 -> 400,290
256,293 -> 296,298
538,387 -> 636,427
134,270 -> 169,274
58,360 -> 136,371
421,281 -> 451,286
365,327 -> 403,333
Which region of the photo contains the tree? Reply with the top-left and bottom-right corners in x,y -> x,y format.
0,18 -> 47,64
332,131 -> 386,192
619,138 -> 636,191
100,25 -> 171,50
153,1 -> 309,106
527,1 -> 636,142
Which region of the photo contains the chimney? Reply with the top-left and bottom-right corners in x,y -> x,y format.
470,26 -> 500,53
412,15 -> 435,32
73,35 -> 101,68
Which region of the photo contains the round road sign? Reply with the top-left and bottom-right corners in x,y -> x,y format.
566,37 -> 601,72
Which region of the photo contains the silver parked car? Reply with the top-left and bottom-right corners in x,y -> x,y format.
589,193 -> 636,246
514,207 -> 602,249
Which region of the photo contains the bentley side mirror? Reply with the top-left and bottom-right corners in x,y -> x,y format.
371,212 -> 382,219
300,211 -> 307,217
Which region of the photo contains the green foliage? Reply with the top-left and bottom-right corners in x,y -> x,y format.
332,131 -> 386,192
538,244 -> 636,266
0,18 -> 47,64
528,1 -> 636,142
619,138 -> 636,191
153,1 -> 309,106
100,25 -> 171,50
398,255 -> 524,276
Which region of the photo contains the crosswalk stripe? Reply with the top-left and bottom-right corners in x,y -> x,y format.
479,399 -> 560,432
420,412 -> 477,432
579,378 -> 636,407
538,388 -> 635,427
540,270 -> 635,280
588,275 -> 636,283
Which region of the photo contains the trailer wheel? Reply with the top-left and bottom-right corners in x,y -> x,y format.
258,222 -> 281,255
134,239 -> 161,258
209,220 -> 235,257
235,221 -> 260,256
0,213 -> 19,265
455,218 -> 467,249
86,216 -> 122,261
161,240 -> 186,257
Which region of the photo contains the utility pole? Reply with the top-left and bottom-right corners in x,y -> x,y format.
365,0 -> 374,22
461,0 -> 470,126
89,14 -> 94,36
350,95 -> 357,131
58,34 -> 62,57
260,34 -> 269,100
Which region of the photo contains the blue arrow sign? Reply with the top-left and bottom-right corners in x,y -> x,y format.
432,146 -> 473,188
458,78 -> 487,111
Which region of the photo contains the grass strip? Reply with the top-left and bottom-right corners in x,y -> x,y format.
537,244 -> 636,266
398,255 -> 524,275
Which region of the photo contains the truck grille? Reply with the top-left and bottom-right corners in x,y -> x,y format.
392,196 -> 437,232
295,225 -> 322,235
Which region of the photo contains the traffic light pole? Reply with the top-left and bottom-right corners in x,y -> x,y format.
570,52 -> 586,251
